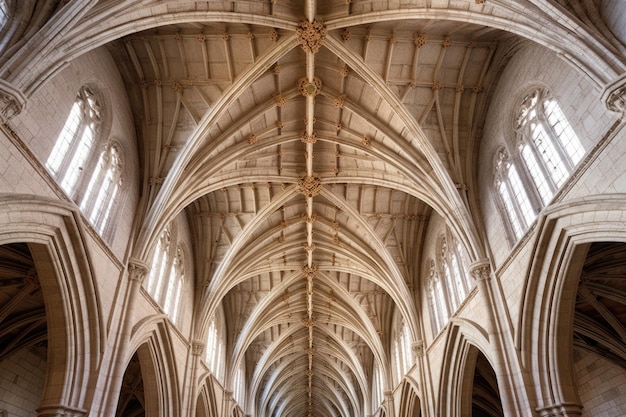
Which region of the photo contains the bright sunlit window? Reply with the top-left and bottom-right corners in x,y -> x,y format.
497,88 -> 585,242
146,224 -> 185,325
47,86 -> 102,196
80,143 -> 122,234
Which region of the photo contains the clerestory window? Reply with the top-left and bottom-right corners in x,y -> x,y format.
47,86 -> 102,196
427,236 -> 473,337
497,88 -> 585,242
146,224 -> 185,325
79,143 -> 123,235
205,310 -> 225,383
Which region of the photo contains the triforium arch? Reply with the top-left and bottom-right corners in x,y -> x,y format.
0,195 -> 102,416
519,194 -> 626,416
126,317 -> 183,417
437,319 -> 492,417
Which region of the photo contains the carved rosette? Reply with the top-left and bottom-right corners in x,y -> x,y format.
298,175 -> 322,197
300,132 -> 317,144
298,77 -> 322,97
469,259 -> 491,282
302,264 -> 318,279
296,19 -> 327,53
334,93 -> 346,108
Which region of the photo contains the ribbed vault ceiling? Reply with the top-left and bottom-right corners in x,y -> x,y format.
107,2 -> 512,417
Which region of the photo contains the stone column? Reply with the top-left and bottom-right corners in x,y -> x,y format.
384,390 -> 395,417
468,259 -> 531,417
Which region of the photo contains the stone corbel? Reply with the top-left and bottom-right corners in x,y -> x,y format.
0,79 -> 27,123
601,72 -> 626,114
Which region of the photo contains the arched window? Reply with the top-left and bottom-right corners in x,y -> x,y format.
515,88 -> 584,205
495,148 -> 536,240
498,88 -> 585,242
205,310 -> 225,383
427,259 -> 449,336
0,0 -> 9,29
233,361 -> 245,406
47,86 -> 102,196
441,238 -> 471,308
79,143 -> 123,235
146,225 -> 185,325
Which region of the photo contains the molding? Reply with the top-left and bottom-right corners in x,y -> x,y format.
0,79 -> 26,122
601,72 -> 626,113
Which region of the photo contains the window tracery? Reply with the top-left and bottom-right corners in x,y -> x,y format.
47,86 -> 102,196
497,88 -> 585,242
79,142 -> 123,235
427,236 -> 473,336
205,310 -> 225,383
146,224 -> 185,325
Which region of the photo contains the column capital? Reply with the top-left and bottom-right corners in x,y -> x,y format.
411,341 -> 424,359
191,340 -> 205,356
601,72 -> 626,113
0,79 -> 27,123
469,259 -> 491,282
128,258 -> 149,283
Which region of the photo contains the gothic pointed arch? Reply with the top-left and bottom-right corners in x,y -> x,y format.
128,317 -> 183,417
519,194 -> 626,416
0,195 -> 103,416
437,319 -> 491,417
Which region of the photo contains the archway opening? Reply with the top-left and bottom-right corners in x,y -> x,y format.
0,242 -> 47,417
572,241 -> 626,415
116,352 -> 146,417
470,351 -> 503,417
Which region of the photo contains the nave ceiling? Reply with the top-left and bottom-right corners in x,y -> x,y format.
106,7 -> 509,416
2,1 -> 622,417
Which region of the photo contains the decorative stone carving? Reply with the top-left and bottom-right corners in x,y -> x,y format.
303,243 -> 316,252
172,81 -> 183,92
296,19 -> 327,53
302,264 -> 318,279
298,77 -> 322,97
268,28 -> 278,42
248,133 -> 258,145
432,80 -> 443,91
469,259 -> 491,282
412,341 -> 424,359
0,80 -> 27,123
415,34 -> 427,48
342,29 -> 351,42
128,258 -> 149,283
334,93 -> 346,108
361,135 -> 371,147
273,93 -> 287,107
300,132 -> 317,144
191,341 -> 205,356
601,72 -> 626,113
301,212 -> 317,224
442,38 -> 452,48
298,175 -> 322,197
